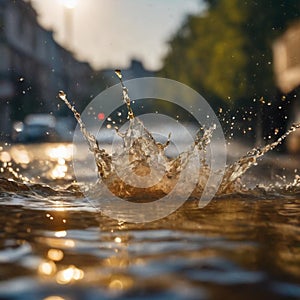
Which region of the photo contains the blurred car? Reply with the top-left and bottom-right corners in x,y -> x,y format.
12,114 -> 60,143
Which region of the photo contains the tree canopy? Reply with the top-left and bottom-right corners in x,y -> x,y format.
161,0 -> 300,108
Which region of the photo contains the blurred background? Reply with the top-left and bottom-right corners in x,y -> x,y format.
0,0 -> 299,153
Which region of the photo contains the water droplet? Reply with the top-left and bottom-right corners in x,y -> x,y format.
115,69 -> 122,79
58,91 -> 66,101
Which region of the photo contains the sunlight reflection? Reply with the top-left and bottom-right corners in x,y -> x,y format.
47,249 -> 64,261
114,237 -> 122,243
54,230 -> 67,238
38,260 -> 57,276
103,256 -> 129,268
108,275 -> 133,291
37,236 -> 75,248
0,151 -> 11,162
46,145 -> 73,179
43,296 -> 66,300
10,148 -> 30,164
109,279 -> 123,290
47,145 -> 73,161
51,163 -> 68,179
64,239 -> 75,247
56,265 -> 84,284
53,200 -> 67,212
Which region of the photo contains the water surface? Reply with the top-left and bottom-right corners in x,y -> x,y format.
0,143 -> 300,300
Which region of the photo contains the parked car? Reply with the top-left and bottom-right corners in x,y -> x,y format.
12,114 -> 60,143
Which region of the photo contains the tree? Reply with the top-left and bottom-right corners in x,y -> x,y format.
161,0 -> 300,108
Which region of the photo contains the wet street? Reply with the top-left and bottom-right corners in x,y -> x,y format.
1,0 -> 300,299
0,142 -> 299,299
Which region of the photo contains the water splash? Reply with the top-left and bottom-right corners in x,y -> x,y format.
114,70 -> 134,120
220,122 -> 300,193
58,73 -> 300,200
58,91 -> 111,178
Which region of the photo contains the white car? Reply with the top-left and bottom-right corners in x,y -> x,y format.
13,114 -> 59,143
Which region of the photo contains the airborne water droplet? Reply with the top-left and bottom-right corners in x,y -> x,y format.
58,91 -> 66,101
115,69 -> 122,79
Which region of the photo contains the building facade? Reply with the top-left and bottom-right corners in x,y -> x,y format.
273,21 -> 300,153
0,0 -> 94,140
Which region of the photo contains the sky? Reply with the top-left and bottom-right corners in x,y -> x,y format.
29,0 -> 205,70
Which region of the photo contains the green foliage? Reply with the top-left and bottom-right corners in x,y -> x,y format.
161,0 -> 300,107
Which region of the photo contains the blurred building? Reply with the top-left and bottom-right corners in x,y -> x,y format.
273,21 -> 300,153
0,0 -> 94,140
100,59 -> 155,86
273,22 -> 300,94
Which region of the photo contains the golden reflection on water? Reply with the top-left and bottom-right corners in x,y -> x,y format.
54,231 -> 67,238
47,249 -> 64,261
0,167 -> 299,299
43,296 -> 66,300
38,237 -> 76,249
47,145 -> 73,179
51,163 -> 68,180
0,137 -> 298,300
35,218 -> 135,292
10,148 -> 30,164
4,143 -> 74,182
46,145 -> 73,161
0,151 -> 11,162
38,260 -> 57,276
38,258 -> 85,285
56,265 -> 84,284
114,236 -> 122,243
108,275 -> 134,291
38,230 -> 84,285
